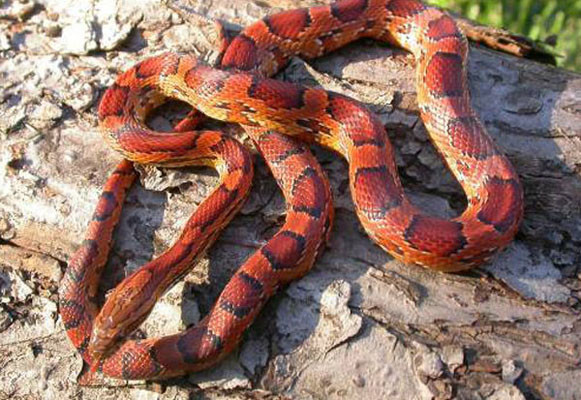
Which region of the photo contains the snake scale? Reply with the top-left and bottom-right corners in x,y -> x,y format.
59,0 -> 524,381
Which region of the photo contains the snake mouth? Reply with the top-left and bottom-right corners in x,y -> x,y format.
87,318 -> 117,364
87,266 -> 161,360
88,311 -> 150,365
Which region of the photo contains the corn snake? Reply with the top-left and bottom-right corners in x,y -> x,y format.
59,0 -> 524,381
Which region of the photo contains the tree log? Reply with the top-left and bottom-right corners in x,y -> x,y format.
0,0 -> 579,399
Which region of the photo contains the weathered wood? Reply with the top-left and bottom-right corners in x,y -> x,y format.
0,0 -> 579,399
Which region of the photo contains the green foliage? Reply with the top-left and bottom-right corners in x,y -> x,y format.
428,0 -> 581,72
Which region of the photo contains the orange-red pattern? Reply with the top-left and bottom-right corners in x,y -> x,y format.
59,0 -> 523,382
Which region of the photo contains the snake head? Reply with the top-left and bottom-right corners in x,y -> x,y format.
88,269 -> 158,362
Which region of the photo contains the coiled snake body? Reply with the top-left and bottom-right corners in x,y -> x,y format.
59,0 -> 523,381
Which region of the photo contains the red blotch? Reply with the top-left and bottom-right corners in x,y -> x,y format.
265,8 -> 311,39
405,215 -> 467,257
135,54 -> 179,79
184,66 -> 226,95
388,0 -> 426,18
329,95 -> 384,146
327,95 -> 375,133
98,84 -> 129,119
155,326 -> 222,367
449,117 -> 495,159
221,35 -> 258,71
249,78 -> 305,110
424,52 -> 464,97
331,0 -> 368,23
221,274 -> 262,312
292,167 -> 328,218
427,15 -> 461,40
184,66 -> 202,90
136,58 -> 165,79
353,166 -> 402,218
261,231 -> 305,270
477,178 -> 523,233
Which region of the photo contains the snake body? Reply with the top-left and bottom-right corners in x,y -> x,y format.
59,0 -> 523,381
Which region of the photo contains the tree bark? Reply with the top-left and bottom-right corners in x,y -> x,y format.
0,0 -> 579,399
